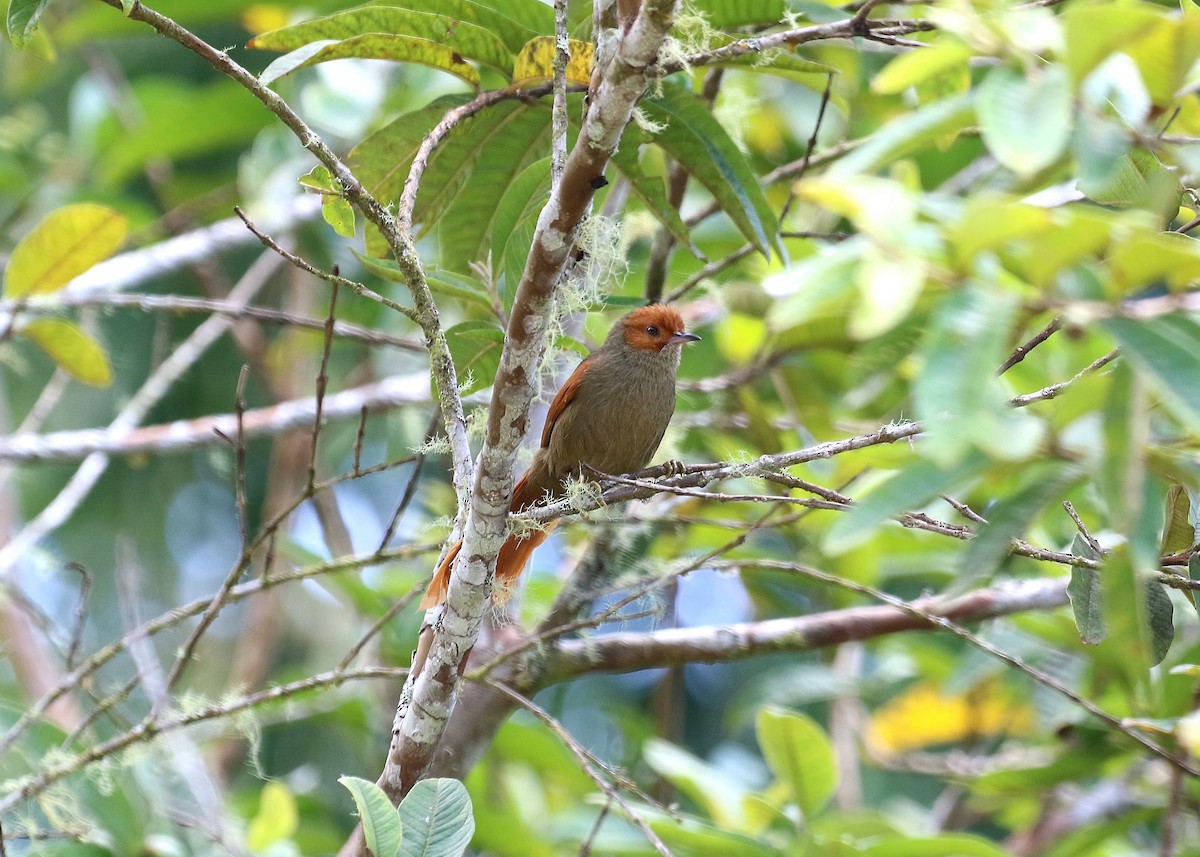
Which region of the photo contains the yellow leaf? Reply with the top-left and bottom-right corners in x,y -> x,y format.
246,781 -> 299,852
20,318 -> 113,387
4,204 -> 127,298
242,4 -> 290,36
866,681 -> 1034,755
512,36 -> 593,87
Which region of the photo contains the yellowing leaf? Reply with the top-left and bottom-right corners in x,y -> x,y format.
241,4 -> 289,36
866,681 -> 1034,755
4,204 -> 126,298
1177,710 -> 1200,759
511,36 -> 593,86
20,318 -> 113,387
872,40 -> 971,94
246,781 -> 299,852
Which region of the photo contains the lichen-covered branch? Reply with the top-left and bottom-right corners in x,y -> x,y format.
386,0 -> 683,801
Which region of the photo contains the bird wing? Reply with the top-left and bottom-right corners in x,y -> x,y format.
540,353 -> 595,448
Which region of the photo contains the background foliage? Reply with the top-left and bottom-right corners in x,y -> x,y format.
2,0 -> 1200,854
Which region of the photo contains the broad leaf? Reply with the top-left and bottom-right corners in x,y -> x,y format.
640,83 -> 779,258
5,204 -> 126,298
976,65 -> 1072,177
1102,315 -> 1200,432
20,318 -> 113,388
446,321 -> 505,395
397,778 -> 474,857
259,36 -> 481,88
756,707 -> 836,819
339,776 -> 402,857
611,127 -> 701,256
1161,483 -> 1193,554
6,0 -> 53,48
475,157 -> 552,282
511,36 -> 594,85
250,8 -> 513,75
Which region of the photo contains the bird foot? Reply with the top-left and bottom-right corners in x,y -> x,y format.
662,459 -> 687,478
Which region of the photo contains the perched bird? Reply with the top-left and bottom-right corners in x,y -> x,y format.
419,304 -> 700,609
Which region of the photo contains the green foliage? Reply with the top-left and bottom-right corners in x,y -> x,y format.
5,0 -> 1200,855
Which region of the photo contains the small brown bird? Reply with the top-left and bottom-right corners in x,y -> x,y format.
419,304 -> 700,609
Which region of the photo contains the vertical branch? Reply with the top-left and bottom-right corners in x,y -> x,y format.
552,0 -> 571,187
308,279 -> 339,494
384,0 -> 682,805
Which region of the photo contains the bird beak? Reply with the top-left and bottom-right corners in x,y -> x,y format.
668,331 -> 701,345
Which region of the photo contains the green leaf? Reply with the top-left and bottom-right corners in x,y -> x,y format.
1101,315 -> 1200,432
1067,563 -> 1105,645
1161,483 -> 1194,554
20,318 -> 114,388
446,321 -> 505,394
473,157 -> 552,282
829,93 -> 974,177
850,247 -> 926,339
323,196 -> 357,238
6,0 -> 54,48
4,204 -> 127,298
824,452 -> 988,555
1110,232 -> 1200,292
956,464 -> 1082,590
976,65 -> 1072,177
755,707 -> 836,819
414,100 -> 549,235
611,128 -> 701,258
259,36 -> 481,88
246,781 -> 300,852
1124,15 -> 1200,106
339,775 -> 402,857
644,739 -> 749,831
349,95 -> 470,257
1063,3 -> 1163,82
397,778 -> 474,857
640,83 -> 779,258
1145,579 -> 1175,666
434,101 -> 557,271
249,7 -> 513,74
914,284 -> 1041,465
299,165 -> 338,193
872,41 -> 971,94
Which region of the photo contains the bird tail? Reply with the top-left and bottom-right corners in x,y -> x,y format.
418,472 -> 557,610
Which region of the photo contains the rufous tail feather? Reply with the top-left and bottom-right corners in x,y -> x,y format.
418,472 -> 557,610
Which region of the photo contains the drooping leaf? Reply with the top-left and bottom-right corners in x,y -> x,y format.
476,157 -> 552,280
323,195 -> 357,238
414,100 -> 550,234
6,0 -> 54,48
396,778 -> 474,857
511,36 -> 594,86
1145,579 -> 1175,666
4,204 -> 127,298
1101,315 -> 1200,432
756,707 -> 836,819
20,318 -> 114,388
1063,2 -> 1163,82
859,835 -> 1011,857
349,95 -> 471,257
1067,560 -> 1105,645
976,65 -> 1072,177
434,103 -> 557,272
1110,232 -> 1200,292
1124,15 -> 1200,106
249,7 -> 513,75
259,36 -> 481,88
640,83 -> 779,257
611,127 -> 701,257
339,776 -> 402,857
446,321 -> 505,394
1161,483 -> 1194,554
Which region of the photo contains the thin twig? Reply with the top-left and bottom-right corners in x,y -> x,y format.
308,280 -> 339,493
998,317 -> 1063,374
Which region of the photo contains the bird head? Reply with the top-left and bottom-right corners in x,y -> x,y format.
617,304 -> 701,354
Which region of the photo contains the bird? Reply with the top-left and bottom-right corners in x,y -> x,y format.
419,303 -> 700,610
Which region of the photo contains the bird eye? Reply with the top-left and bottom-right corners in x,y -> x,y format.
645,325 -> 660,336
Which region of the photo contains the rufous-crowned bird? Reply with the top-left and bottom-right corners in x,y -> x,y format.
419,303 -> 699,610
